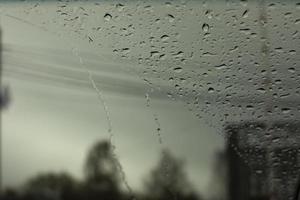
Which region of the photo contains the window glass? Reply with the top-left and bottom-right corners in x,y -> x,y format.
0,1 -> 299,200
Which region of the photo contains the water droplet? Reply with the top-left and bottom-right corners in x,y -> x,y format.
289,50 -> 296,55
173,67 -> 183,73
167,14 -> 175,22
120,48 -> 130,57
257,88 -> 266,93
88,36 -> 93,43
214,64 -> 227,70
161,35 -> 170,41
104,13 -> 112,21
150,51 -> 160,58
281,107 -> 291,114
202,23 -> 210,33
174,51 -> 184,58
205,10 -> 213,19
208,87 -> 214,93
116,3 -> 125,11
288,67 -> 295,73
242,9 -> 249,18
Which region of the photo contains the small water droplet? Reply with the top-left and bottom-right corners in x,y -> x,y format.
202,23 -> 210,33
116,3 -> 125,11
205,10 -> 213,19
173,67 -> 183,73
150,51 -> 160,58
257,88 -> 266,93
161,34 -> 170,41
208,87 -> 214,93
167,14 -> 175,22
288,67 -> 295,73
214,64 -> 227,70
281,107 -> 291,114
242,9 -> 249,18
104,13 -> 112,21
88,36 -> 93,43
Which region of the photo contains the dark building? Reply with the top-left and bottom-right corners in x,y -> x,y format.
225,121 -> 300,200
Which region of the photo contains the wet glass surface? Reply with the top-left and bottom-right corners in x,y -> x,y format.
0,1 -> 299,200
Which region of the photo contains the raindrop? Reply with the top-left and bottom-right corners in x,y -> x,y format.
257,88 -> 266,93
150,51 -> 160,58
104,13 -> 112,21
173,67 -> 183,73
121,48 -> 130,54
159,54 -> 166,60
88,36 -> 93,43
161,34 -> 170,41
174,51 -> 184,58
166,14 -> 175,22
274,79 -> 282,84
205,10 -> 213,19
214,64 -> 227,70
288,67 -> 295,73
202,23 -> 210,33
284,12 -> 292,18
208,87 -> 215,93
167,92 -> 173,99
168,77 -> 174,82
246,105 -> 254,110
242,9 -> 249,18
289,50 -> 296,55
145,93 -> 150,107
281,107 -> 291,114
203,52 -> 216,56
116,3 -> 125,11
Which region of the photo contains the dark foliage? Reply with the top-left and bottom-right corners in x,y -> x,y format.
1,140 -> 202,200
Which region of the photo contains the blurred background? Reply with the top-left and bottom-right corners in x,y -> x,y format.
0,0 -> 299,200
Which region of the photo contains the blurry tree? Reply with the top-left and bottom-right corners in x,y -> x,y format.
22,172 -> 77,200
1,188 -> 20,200
18,140 -> 124,200
83,140 -> 122,200
143,149 -> 201,200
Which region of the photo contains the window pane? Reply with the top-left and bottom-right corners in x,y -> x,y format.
0,1 -> 299,200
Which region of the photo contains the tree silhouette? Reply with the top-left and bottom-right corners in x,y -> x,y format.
144,149 -> 201,200
22,172 -> 77,200
18,140 -> 123,200
83,140 -> 122,200
3,141 -> 204,200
